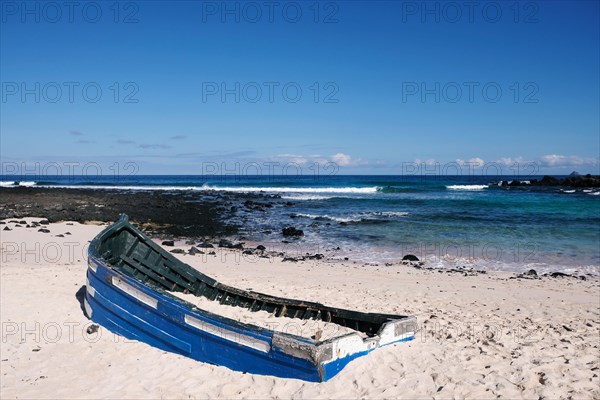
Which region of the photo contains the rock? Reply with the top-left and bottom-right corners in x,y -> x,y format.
86,324 -> 99,334
3,227 -> 11,231
19,220 -> 26,224
569,171 -> 580,176
306,253 -> 324,260
161,240 -> 175,247
256,245 -> 266,251
282,257 -> 299,262
65,232 -> 71,235
188,246 -> 204,255
242,249 -> 254,255
219,239 -> 234,248
550,272 -> 571,278
282,226 -> 304,237
55,234 -> 64,237
197,242 -> 214,248
185,240 -> 196,245
525,269 -> 537,276
170,249 -> 185,254
0,222 -> 4,224
38,228 -> 50,233
232,243 -> 244,250
230,206 -> 238,212
402,254 -> 420,262
39,219 -> 50,225
285,202 -> 294,206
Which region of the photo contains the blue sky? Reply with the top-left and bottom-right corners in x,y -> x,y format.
1,0 -> 599,175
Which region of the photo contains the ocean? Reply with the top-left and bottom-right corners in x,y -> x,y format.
2,175 -> 599,275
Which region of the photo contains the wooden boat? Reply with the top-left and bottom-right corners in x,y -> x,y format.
85,215 -> 416,382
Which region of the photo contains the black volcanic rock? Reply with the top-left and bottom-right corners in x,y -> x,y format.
219,239 -> 234,248
0,187 -> 236,237
282,226 -> 304,237
529,175 -> 600,188
188,246 -> 204,255
402,254 -> 420,262
161,240 -> 175,247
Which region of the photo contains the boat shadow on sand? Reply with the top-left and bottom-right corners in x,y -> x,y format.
75,285 -> 90,318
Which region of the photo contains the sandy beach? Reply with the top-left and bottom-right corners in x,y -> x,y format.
1,218 -> 598,399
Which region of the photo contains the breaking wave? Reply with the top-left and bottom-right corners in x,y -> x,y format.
0,181 -> 37,187
201,185 -> 380,194
291,211 -> 409,223
446,185 -> 489,191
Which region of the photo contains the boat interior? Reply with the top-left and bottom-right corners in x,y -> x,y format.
94,222 -> 410,338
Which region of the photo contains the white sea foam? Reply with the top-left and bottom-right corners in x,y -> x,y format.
293,213 -> 362,223
37,184 -> 201,191
366,211 -> 409,218
18,181 -> 37,187
201,185 -> 380,194
280,195 -> 332,201
31,184 -> 380,195
589,191 -> 600,196
0,181 -> 37,187
446,185 -> 488,190
562,190 -> 576,194
293,211 -> 409,223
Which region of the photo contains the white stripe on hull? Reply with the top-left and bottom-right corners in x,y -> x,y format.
111,276 -> 158,309
184,314 -> 271,353
84,297 -> 93,318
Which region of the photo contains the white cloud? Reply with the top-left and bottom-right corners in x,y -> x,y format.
331,153 -> 353,166
454,157 -> 484,167
468,157 -> 484,167
270,152 -> 362,167
538,154 -> 590,167
273,154 -> 308,165
414,158 -> 438,166
496,156 -> 526,166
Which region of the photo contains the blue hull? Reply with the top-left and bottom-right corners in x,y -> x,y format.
85,216 -> 416,382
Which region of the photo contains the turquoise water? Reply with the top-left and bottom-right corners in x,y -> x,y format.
3,175 -> 599,274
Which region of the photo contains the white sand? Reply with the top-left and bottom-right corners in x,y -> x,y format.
1,218 -> 599,399
169,290 -> 360,340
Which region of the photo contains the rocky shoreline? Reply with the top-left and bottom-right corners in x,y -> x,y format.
0,187 -> 239,237
498,174 -> 600,187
